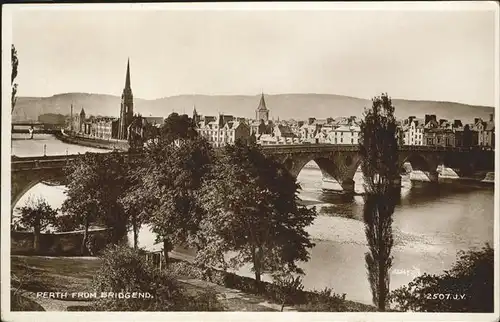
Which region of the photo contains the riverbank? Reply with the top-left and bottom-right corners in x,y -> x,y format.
11,255 -> 374,311
54,131 -> 128,151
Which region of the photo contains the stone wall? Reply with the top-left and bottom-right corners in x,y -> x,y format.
11,228 -> 111,256
55,131 -> 129,151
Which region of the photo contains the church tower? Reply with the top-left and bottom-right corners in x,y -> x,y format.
255,93 -> 269,122
118,59 -> 134,140
192,105 -> 201,127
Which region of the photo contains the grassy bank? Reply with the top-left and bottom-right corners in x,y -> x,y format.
11,255 -> 375,311
11,256 -> 102,301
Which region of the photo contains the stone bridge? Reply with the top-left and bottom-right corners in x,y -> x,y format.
10,144 -> 494,210
260,144 -> 494,191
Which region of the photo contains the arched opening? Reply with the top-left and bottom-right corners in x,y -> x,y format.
12,182 -> 67,232
402,154 -> 438,182
295,159 -> 364,220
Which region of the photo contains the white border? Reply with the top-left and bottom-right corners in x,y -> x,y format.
2,2 -> 499,322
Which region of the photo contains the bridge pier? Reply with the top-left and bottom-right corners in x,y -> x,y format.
340,178 -> 355,194
392,176 -> 401,187
424,171 -> 439,183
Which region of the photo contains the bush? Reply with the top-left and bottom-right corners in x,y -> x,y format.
389,244 -> 493,312
92,245 -> 225,311
297,287 -> 348,312
272,272 -> 305,311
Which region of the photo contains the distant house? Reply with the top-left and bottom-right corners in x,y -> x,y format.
476,114 -> 495,147
273,124 -> 296,140
196,113 -> 251,147
401,116 -> 424,146
327,125 -> 360,145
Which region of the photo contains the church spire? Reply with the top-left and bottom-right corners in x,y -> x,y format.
125,58 -> 131,89
257,92 -> 267,111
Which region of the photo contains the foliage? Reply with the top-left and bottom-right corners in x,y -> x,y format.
272,271 -> 304,311
16,197 -> 57,233
53,214 -> 83,232
92,245 -> 225,311
359,93 -> 399,193
198,141 -> 316,289
296,287 -> 348,312
128,133 -> 214,263
358,93 -> 399,311
159,112 -> 198,144
389,244 -> 494,312
119,153 -> 147,249
12,44 -> 19,112
16,197 -> 57,252
63,152 -> 130,246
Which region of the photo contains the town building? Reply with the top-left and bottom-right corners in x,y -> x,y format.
250,94 -> 273,136
400,116 -> 425,146
475,114 -> 495,147
196,113 -> 251,147
255,93 -> 269,122
326,124 -> 361,145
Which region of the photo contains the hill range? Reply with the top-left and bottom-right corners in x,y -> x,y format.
12,93 -> 494,124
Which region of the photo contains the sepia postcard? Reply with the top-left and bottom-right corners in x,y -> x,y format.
1,2 -> 499,322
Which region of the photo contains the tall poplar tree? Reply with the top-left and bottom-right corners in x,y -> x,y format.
359,93 -> 399,311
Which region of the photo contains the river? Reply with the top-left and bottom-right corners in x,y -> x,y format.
11,134 -> 494,305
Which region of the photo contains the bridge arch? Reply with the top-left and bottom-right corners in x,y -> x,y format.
399,152 -> 440,182
11,169 -> 66,212
280,151 -> 363,193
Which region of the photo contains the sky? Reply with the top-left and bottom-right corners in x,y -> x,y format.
8,2 -> 498,106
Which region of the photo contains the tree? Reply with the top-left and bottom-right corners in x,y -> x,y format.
130,135 -> 214,265
16,197 -> 57,253
389,244 -> 493,312
63,152 -> 129,248
12,44 -> 19,112
160,112 -> 198,144
198,141 -> 316,291
119,155 -> 147,249
359,93 -> 399,311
